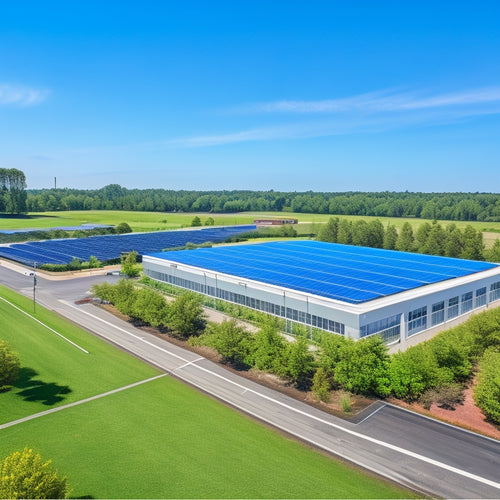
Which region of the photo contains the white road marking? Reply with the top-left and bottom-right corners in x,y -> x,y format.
0,296 -> 89,354
0,374 -> 167,430
356,402 -> 387,425
174,357 -> 205,371
62,301 -> 500,491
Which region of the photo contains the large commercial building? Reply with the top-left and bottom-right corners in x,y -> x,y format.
143,240 -> 500,344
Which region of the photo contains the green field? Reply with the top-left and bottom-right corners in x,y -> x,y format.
0,285 -> 414,498
2,209 -> 500,234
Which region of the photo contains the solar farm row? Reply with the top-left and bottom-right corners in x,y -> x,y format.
149,240 -> 498,304
0,225 -> 256,267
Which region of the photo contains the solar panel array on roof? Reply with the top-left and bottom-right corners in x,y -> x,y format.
0,225 -> 255,267
147,240 -> 498,304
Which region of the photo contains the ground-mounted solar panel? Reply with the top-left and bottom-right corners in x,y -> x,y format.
0,225 -> 256,267
146,240 -> 498,304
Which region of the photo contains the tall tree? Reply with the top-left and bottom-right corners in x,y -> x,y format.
383,223 -> 398,250
461,225 -> 484,260
395,222 -> 415,252
0,168 -> 27,214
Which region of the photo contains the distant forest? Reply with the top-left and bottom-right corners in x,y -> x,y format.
25,184 -> 500,222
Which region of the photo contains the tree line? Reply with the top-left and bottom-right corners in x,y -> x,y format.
25,184 -> 500,222
89,280 -> 500,424
318,217 -> 500,262
0,168 -> 27,214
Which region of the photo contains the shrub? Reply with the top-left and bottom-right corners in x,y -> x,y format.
474,348 -> 500,424
333,336 -> 391,397
167,292 -> 206,338
115,222 -> 133,234
420,383 -> 465,410
0,447 -> 67,499
339,391 -> 352,412
312,367 -> 331,402
389,344 -> 453,400
0,340 -> 20,390
195,319 -> 254,368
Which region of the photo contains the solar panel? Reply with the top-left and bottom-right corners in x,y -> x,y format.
0,225 -> 255,267
146,240 -> 498,304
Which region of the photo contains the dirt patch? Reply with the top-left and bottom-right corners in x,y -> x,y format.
394,383 -> 500,440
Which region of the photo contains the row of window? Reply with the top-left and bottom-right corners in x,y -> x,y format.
359,280 -> 500,341
145,269 -> 345,335
407,282 -> 500,337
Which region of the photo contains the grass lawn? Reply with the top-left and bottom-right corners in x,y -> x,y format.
0,284 -> 160,423
0,286 -> 415,498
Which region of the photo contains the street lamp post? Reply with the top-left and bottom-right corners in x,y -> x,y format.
25,262 -> 37,313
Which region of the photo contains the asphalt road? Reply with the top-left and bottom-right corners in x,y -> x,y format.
2,263 -> 500,499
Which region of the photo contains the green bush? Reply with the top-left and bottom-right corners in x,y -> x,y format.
389,344 -> 453,400
167,292 -> 206,338
0,447 -> 67,499
0,340 -> 20,390
194,319 -> 254,368
312,367 -> 331,402
474,348 -> 500,424
333,336 -> 391,397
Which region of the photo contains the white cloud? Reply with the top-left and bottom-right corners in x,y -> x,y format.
0,84 -> 49,106
239,87 -> 500,114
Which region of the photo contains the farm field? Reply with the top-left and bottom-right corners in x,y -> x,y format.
2,210 -> 500,234
0,285 -> 413,499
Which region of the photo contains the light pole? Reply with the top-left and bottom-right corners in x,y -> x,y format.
25,262 -> 37,313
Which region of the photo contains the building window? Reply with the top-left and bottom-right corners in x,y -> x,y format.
360,315 -> 400,343
447,296 -> 459,319
461,291 -> 473,314
475,287 -> 487,308
407,306 -> 427,336
431,301 -> 445,326
490,281 -> 500,302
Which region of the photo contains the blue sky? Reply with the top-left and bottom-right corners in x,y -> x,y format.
1,1 -> 499,192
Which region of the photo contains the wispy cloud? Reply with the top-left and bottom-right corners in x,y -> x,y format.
0,84 -> 49,106
168,86 -> 500,148
237,87 -> 500,114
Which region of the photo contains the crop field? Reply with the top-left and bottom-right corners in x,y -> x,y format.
0,285 -> 413,498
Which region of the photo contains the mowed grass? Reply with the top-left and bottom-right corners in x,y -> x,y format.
0,284 -> 160,423
0,287 -> 415,498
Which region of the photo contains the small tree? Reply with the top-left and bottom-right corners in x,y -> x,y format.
121,251 -> 140,278
250,321 -> 286,373
167,292 -> 206,338
205,319 -> 254,368
280,337 -> 314,385
67,257 -> 81,271
474,348 -> 500,424
0,447 -> 67,499
204,217 -> 215,226
191,216 -> 202,227
88,255 -> 101,269
133,288 -> 169,328
312,367 -> 331,402
115,222 -> 133,234
0,340 -> 20,390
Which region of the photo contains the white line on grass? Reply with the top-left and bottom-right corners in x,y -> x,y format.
63,301 -> 500,492
0,374 -> 166,430
0,296 -> 89,353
